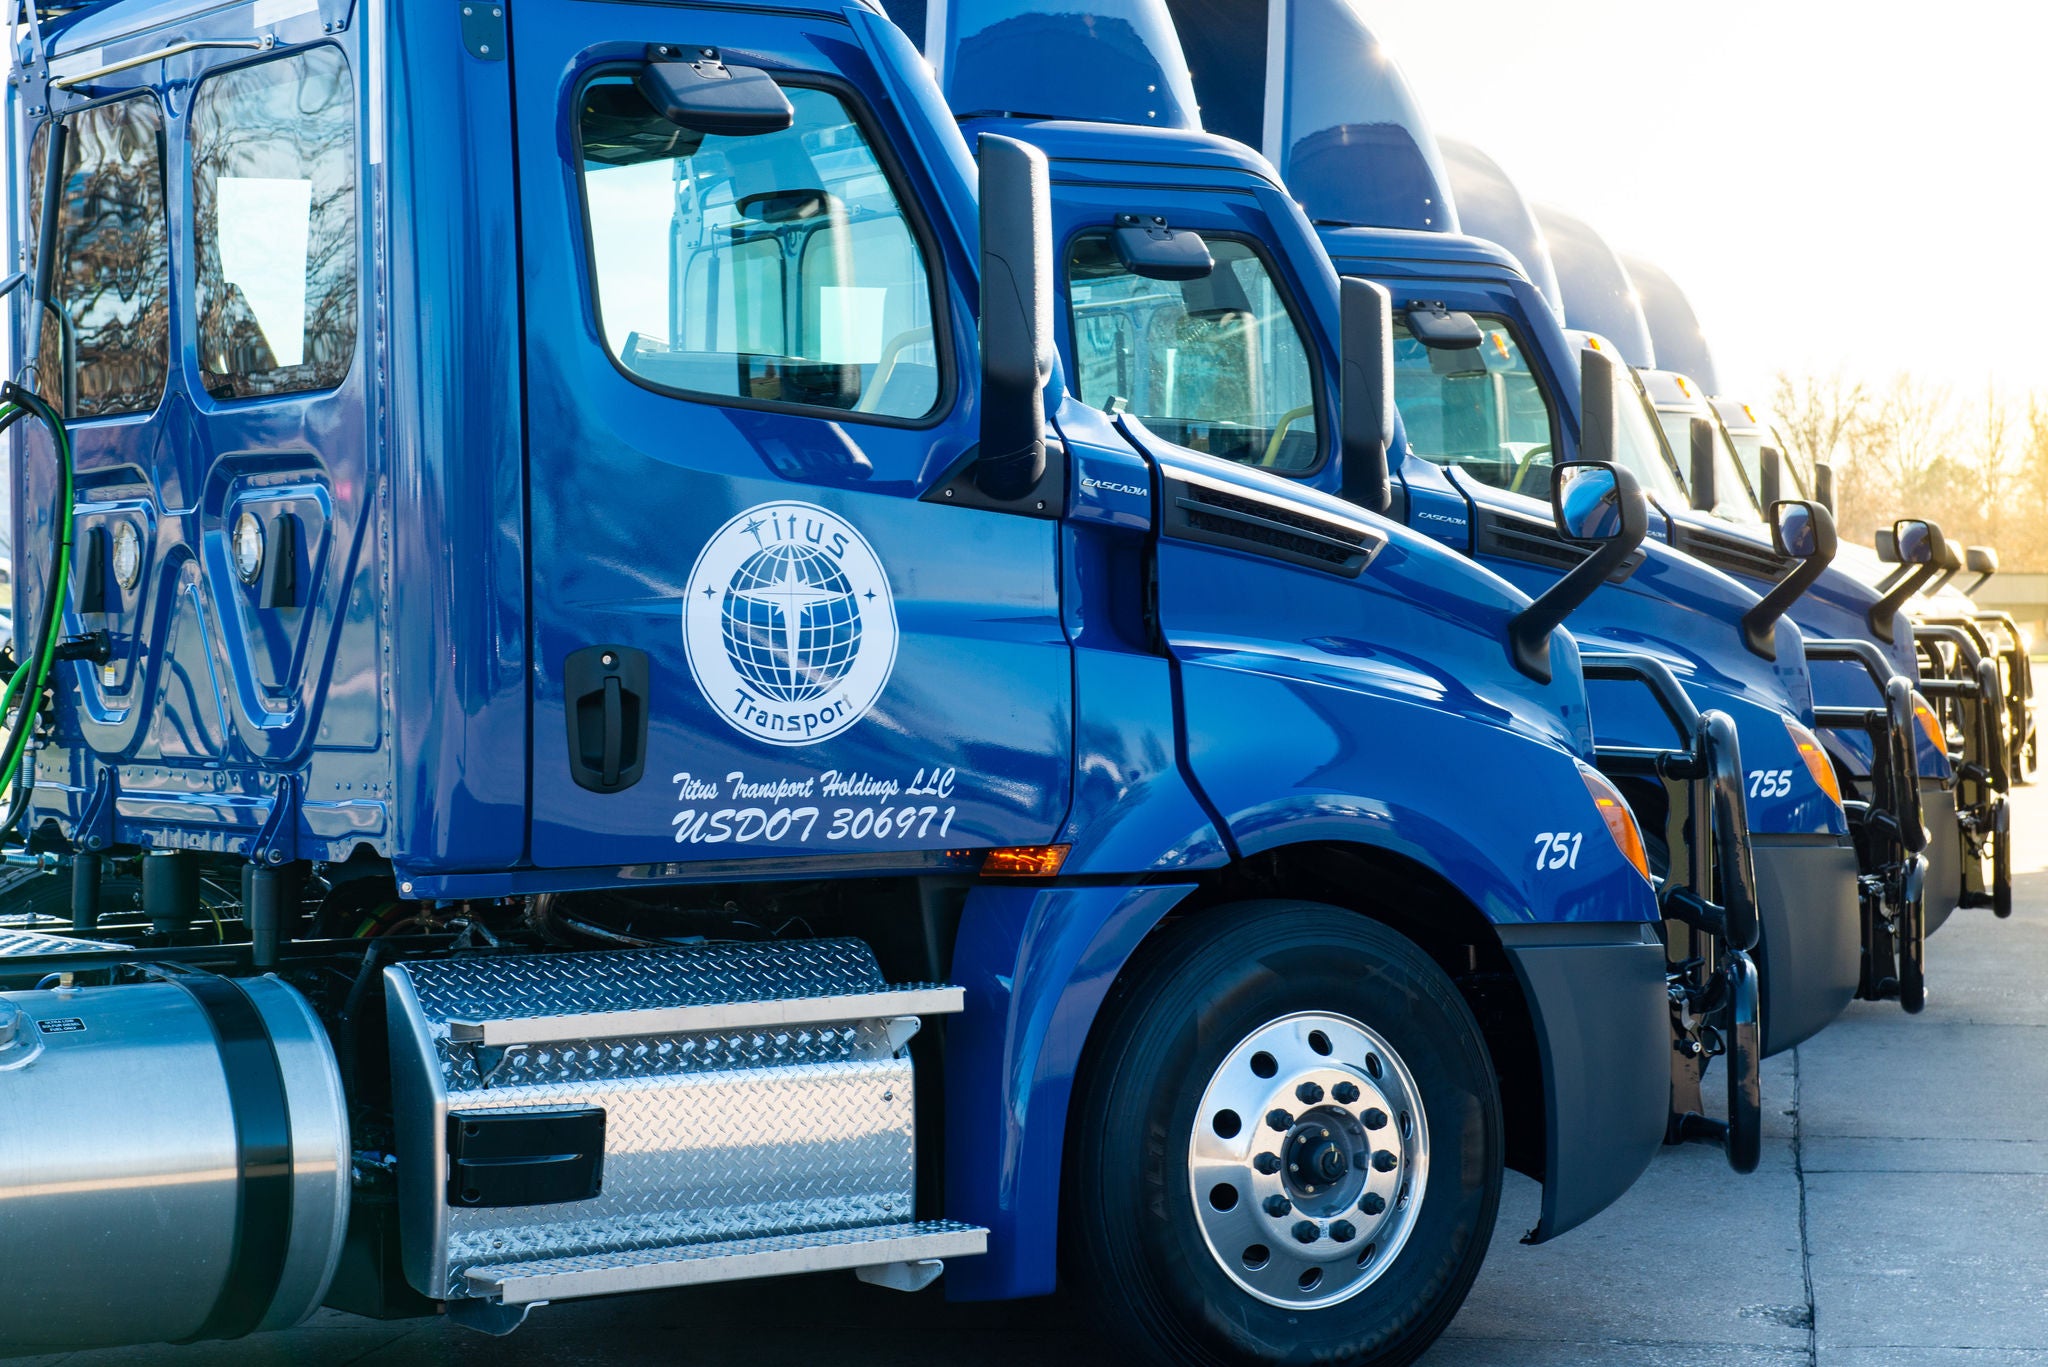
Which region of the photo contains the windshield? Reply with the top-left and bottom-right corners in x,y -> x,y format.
1066,233 -> 1320,473
1655,404 -> 1763,524
1728,428 -> 1811,502
1613,365 -> 1688,506
1391,315 -> 1555,497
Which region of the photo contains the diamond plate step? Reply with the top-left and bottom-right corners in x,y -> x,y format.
464,1220 -> 987,1305
446,986 -> 964,1047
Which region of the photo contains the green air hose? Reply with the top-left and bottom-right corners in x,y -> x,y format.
0,381 -> 74,837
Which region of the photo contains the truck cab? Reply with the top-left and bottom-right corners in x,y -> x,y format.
0,0 -> 1682,1362
1134,0 -> 1860,1064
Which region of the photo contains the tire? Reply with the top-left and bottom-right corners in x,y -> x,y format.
1065,900 -> 1502,1367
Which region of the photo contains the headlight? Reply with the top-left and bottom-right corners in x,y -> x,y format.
232,512 -> 265,586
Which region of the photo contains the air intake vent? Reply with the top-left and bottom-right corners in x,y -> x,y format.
1476,507 -> 1643,581
1163,475 -> 1385,578
1671,522 -> 1790,583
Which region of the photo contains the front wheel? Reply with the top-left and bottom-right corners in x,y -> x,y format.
1066,901 -> 1502,1367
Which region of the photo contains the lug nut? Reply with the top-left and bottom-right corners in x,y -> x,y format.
1371,1150 -> 1398,1172
1362,1107 -> 1388,1130
1254,1152 -> 1281,1175
1292,1220 -> 1319,1244
1266,1108 -> 1294,1132
1330,1220 -> 1357,1243
1360,1192 -> 1386,1215
1264,1194 -> 1292,1217
1295,1081 -> 1324,1104
1332,1081 -> 1359,1104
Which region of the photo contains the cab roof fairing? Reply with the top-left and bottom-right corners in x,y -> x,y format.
1533,203 -> 1657,371
1437,137 -> 1565,326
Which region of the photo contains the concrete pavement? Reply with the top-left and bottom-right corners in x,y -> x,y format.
20,784 -> 2048,1367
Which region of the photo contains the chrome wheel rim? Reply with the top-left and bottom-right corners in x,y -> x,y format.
1186,1010 -> 1430,1309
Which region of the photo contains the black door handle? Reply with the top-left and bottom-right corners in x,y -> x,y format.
564,645 -> 650,793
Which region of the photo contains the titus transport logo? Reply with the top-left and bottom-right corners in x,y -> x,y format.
683,501 -> 899,746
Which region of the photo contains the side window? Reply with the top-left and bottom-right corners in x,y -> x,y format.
1392,315 -> 1555,498
24,95 -> 170,418
1066,234 -> 1319,473
191,47 -> 358,400
579,79 -> 942,421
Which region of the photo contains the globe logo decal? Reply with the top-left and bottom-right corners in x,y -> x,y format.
685,502 -> 898,747
720,543 -> 863,702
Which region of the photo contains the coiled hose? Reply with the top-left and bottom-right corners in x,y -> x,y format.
0,380 -> 74,841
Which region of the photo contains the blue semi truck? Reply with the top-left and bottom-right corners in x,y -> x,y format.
1059,0 -> 1866,1070
1528,205 -> 2014,945
1143,0 -> 1962,1021
0,0 -> 1750,1361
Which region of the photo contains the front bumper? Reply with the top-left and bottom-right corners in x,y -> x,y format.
1923,782 -> 1961,937
1501,922 -> 1669,1242
1750,835 -> 1861,1056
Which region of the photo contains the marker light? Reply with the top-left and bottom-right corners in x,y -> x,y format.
1674,375 -> 1693,397
1742,404 -> 1758,424
111,520 -> 141,590
232,512 -> 265,586
1784,718 -> 1843,808
982,844 -> 1071,878
1580,765 -> 1650,884
1913,697 -> 1948,756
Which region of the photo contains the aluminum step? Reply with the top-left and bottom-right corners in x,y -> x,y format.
464,1220 -> 987,1306
446,985 -> 964,1047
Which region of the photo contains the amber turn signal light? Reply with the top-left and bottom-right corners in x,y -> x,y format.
981,844 -> 1071,878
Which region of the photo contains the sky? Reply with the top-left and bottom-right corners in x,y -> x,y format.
1352,0 -> 2048,404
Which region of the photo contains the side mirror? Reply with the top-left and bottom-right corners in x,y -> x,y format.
1689,416 -> 1716,512
1870,518 -> 1947,642
1112,213 -> 1214,281
1741,499 -> 1837,657
1579,345 -> 1616,467
1508,460 -> 1647,683
1875,527 -> 1899,563
1339,276 -> 1394,513
638,47 -> 794,136
1758,445 -> 1782,509
1813,461 -> 1835,515
976,133 -> 1053,501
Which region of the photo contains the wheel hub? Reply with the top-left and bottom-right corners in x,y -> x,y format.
1187,1012 -> 1430,1309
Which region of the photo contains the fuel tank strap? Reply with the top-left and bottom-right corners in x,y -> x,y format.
164,972 -> 295,1342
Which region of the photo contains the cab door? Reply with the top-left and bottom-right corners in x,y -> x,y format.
509,5 -> 1071,869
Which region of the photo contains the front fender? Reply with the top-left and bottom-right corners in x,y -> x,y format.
1175,653 -> 1660,925
944,882 -> 1197,1301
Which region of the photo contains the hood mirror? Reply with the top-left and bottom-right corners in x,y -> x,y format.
1112,214 -> 1215,281
1772,501 -> 1830,561
638,46 -> 794,137
1894,518 -> 1941,565
1741,499 -> 1837,658
1966,545 -> 1999,594
1507,455 -> 1647,683
1869,518 -> 1948,642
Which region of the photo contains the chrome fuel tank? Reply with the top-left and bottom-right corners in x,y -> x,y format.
0,968 -> 350,1352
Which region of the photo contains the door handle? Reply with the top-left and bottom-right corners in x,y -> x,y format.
564,645 -> 650,793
